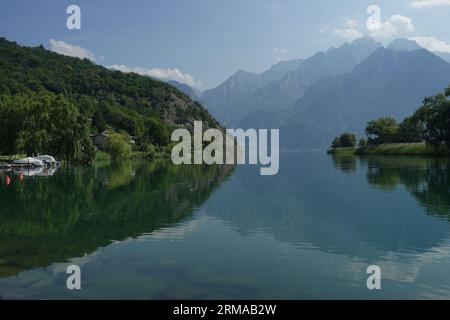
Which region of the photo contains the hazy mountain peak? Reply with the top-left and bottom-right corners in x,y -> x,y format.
234,69 -> 257,77
351,37 -> 379,46
167,80 -> 202,101
221,69 -> 260,87
387,38 -> 422,52
322,37 -> 381,63
349,37 -> 383,61
271,59 -> 304,68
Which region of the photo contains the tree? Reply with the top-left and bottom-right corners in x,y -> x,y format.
145,118 -> 170,146
331,137 -> 340,149
339,133 -> 357,147
365,117 -> 399,145
331,132 -> 356,148
104,133 -> 132,160
397,116 -> 424,143
358,138 -> 367,147
416,92 -> 450,149
0,93 -> 95,163
92,109 -> 106,132
0,95 -> 24,156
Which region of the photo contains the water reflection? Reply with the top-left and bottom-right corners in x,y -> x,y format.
2,152 -> 450,299
0,160 -> 233,278
362,156 -> 450,218
205,152 -> 450,257
331,154 -> 358,174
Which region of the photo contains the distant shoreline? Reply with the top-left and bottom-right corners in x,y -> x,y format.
327,143 -> 450,156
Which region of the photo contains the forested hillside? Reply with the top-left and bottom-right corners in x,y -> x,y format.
0,37 -> 219,162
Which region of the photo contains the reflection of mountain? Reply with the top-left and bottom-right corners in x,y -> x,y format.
203,152 -> 450,260
0,161 -> 233,278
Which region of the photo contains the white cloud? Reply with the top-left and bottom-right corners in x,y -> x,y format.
333,19 -> 363,41
49,39 -> 95,61
109,64 -> 202,88
369,15 -> 415,39
272,47 -> 292,61
273,48 -> 291,55
409,0 -> 450,8
409,36 -> 450,52
333,15 -> 414,41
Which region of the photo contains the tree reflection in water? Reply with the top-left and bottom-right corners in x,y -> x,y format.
0,160 -> 233,278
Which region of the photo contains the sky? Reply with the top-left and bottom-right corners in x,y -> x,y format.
0,0 -> 449,89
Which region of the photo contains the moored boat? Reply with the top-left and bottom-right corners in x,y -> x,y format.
12,157 -> 44,168
0,162 -> 11,169
35,155 -> 58,166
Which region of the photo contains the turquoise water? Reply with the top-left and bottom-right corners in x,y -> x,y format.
1,152 -> 450,299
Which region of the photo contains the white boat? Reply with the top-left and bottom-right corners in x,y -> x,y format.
13,157 -> 44,168
0,162 -> 11,169
35,155 -> 57,166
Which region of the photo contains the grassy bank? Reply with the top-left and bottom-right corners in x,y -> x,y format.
355,143 -> 448,156
0,154 -> 26,162
1,149 -> 171,164
329,143 -> 450,156
93,149 -> 171,162
327,147 -> 357,155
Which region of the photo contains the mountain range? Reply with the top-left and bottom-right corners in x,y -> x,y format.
201,37 -> 450,150
202,37 -> 382,127
280,47 -> 450,149
201,58 -> 304,126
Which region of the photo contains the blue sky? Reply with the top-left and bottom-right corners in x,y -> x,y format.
0,0 -> 449,89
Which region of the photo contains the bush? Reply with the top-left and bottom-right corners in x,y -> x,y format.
94,151 -> 111,161
104,133 -> 132,160
92,109 -> 106,132
397,116 -> 424,143
331,132 -> 356,148
358,138 -> 367,147
144,143 -> 156,160
365,117 -> 399,145
415,92 -> 450,149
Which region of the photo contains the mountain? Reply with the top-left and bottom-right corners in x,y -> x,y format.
0,37 -> 220,160
246,38 -> 383,122
436,52 -> 450,64
279,48 -> 450,149
258,58 -> 304,86
387,38 -> 422,51
203,37 -> 382,127
167,80 -> 202,101
202,59 -> 304,126
386,38 -> 450,64
291,37 -> 383,87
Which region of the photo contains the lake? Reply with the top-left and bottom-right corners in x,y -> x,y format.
1,152 -> 450,299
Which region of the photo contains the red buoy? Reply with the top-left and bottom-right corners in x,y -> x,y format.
6,175 -> 11,186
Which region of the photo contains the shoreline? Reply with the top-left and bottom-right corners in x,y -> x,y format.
328,143 -> 450,157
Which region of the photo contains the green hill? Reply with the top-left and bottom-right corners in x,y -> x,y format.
0,37 -> 219,162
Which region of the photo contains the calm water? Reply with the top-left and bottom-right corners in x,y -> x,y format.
2,152 -> 450,299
